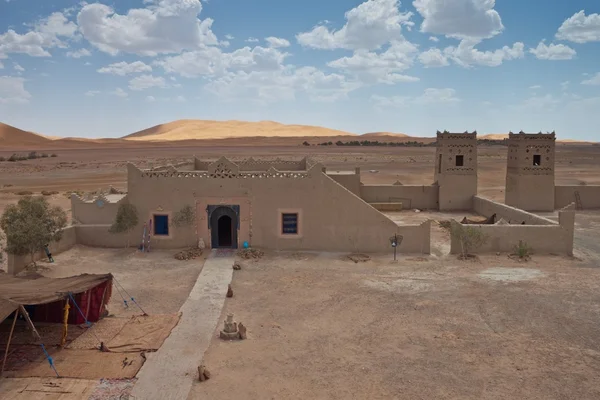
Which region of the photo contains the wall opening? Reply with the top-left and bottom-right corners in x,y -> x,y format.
282,213 -> 298,235
455,155 -> 464,167
217,216 -> 233,247
438,154 -> 442,173
533,154 -> 541,166
154,214 -> 169,236
209,205 -> 238,249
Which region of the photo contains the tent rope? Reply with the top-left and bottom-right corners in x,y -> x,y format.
113,282 -> 129,309
40,343 -> 60,377
67,292 -> 103,347
112,277 -> 147,316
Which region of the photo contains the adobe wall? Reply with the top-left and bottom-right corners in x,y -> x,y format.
75,225 -> 131,248
7,225 -> 77,275
71,194 -> 127,224
450,211 -> 574,255
327,168 -> 361,196
555,185 -> 600,209
359,185 -> 439,210
122,161 -> 430,254
473,196 -> 557,225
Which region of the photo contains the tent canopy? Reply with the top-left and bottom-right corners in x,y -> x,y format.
0,273 -> 113,323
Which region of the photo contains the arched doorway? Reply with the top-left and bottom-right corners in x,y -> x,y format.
209,206 -> 238,249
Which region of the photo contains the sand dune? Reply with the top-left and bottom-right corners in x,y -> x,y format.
361,132 -> 410,138
0,123 -> 51,148
124,119 -> 357,141
480,134 -> 508,140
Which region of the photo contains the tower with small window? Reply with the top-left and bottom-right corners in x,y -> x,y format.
434,131 -> 478,210
505,131 -> 556,211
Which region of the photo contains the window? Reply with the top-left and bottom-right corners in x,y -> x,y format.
455,155 -> 464,167
281,213 -> 298,235
533,155 -> 541,166
438,154 -> 442,173
154,214 -> 169,236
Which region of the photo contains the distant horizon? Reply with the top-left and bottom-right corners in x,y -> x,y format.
1,0 -> 599,141
1,118 -> 591,143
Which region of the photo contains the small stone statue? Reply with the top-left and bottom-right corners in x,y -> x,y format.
219,313 -> 240,340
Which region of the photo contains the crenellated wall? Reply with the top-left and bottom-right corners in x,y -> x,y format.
71,193 -> 128,225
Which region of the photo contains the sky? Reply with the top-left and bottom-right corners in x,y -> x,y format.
0,0 -> 600,140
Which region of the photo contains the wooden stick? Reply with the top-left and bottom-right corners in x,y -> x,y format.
1,308 -> 18,377
18,305 -> 41,341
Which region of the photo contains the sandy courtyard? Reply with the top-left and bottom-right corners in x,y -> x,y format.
191,251 -> 600,400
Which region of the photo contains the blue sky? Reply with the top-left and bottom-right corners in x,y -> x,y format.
0,0 -> 599,140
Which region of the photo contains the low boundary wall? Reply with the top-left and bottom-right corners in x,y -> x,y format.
473,196 -> 557,225
360,185 -> 439,210
555,185 -> 600,210
7,225 -> 77,275
450,210 -> 575,256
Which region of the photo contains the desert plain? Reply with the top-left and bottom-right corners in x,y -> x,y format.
1,120 -> 600,399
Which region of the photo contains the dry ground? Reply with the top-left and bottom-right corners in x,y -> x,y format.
191,251 -> 600,400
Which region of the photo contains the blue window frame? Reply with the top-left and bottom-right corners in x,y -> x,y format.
154,214 -> 169,236
282,213 -> 298,235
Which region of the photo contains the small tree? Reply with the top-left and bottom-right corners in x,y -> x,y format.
0,196 -> 68,266
302,141 -> 310,146
173,205 -> 195,228
109,204 -> 139,248
451,222 -> 488,259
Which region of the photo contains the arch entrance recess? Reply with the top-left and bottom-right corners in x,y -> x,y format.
208,205 -> 239,249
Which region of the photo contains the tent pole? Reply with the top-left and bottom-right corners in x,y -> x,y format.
18,305 -> 41,341
0,309 -> 18,377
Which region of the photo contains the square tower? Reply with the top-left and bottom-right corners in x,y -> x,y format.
434,131 -> 478,211
505,131 -> 556,211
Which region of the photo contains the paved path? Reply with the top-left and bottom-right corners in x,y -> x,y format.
131,251 -> 234,400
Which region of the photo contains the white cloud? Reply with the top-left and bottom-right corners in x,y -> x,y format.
556,11 -> 600,43
518,94 -> 560,112
110,87 -> 128,97
175,95 -> 185,102
205,66 -> 359,103
371,87 -> 459,108
418,47 -> 449,67
413,0 -> 503,39
245,37 -> 259,43
128,74 -> 167,90
442,39 -> 524,67
415,87 -> 459,104
582,73 -> 600,86
97,61 -> 153,76
0,11 -> 77,58
13,63 -> 24,72
77,0 -> 218,56
529,85 -> 541,90
296,0 -> 413,50
0,76 -> 31,103
327,39 -> 420,84
225,34 -> 234,40
66,48 -> 92,58
155,45 -> 288,78
529,41 -> 576,60
429,36 -> 439,42
84,61 -> 92,66
145,95 -> 156,102
560,81 -> 570,90
0,61 -> 3,69
265,37 -> 291,48
85,90 -> 100,96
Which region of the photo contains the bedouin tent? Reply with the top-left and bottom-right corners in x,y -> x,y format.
0,273 -> 113,377
0,273 -> 113,325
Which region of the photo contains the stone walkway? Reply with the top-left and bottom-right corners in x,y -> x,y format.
130,251 -> 234,400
